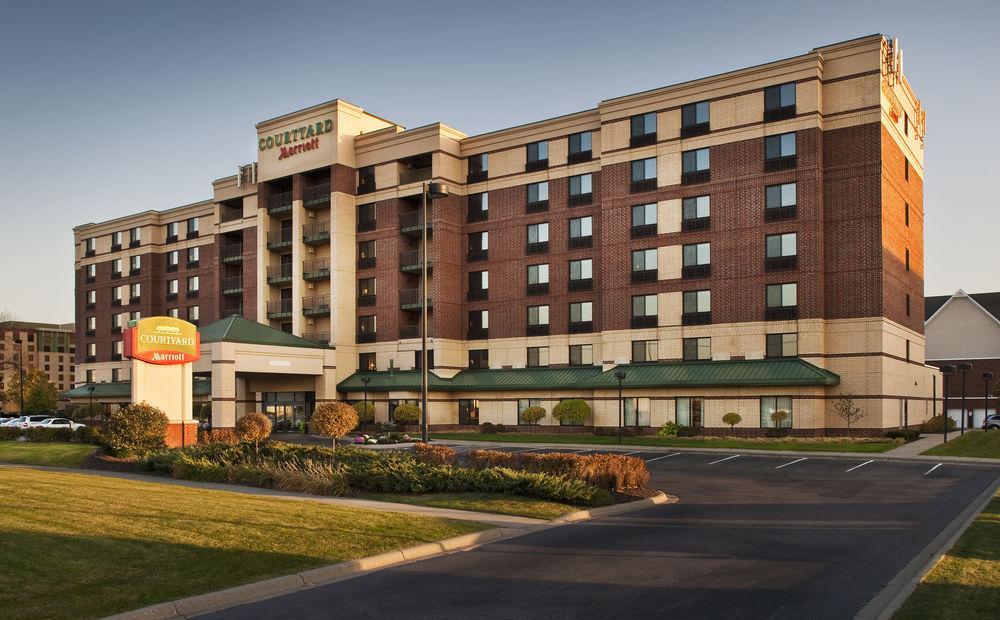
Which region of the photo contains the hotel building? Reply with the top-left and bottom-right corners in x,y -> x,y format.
72,34 -> 938,434
1,321 -> 75,413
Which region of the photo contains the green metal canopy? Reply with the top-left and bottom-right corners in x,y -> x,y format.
62,378 -> 213,399
337,366 -> 604,393
199,315 -> 326,349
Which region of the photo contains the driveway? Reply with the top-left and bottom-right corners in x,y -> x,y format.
200,449 -> 1000,619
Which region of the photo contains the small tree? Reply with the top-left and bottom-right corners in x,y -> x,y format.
311,402 -> 359,451
24,379 -> 58,413
3,368 -> 51,411
102,401 -> 169,458
392,403 -> 421,424
235,412 -> 272,453
520,405 -> 546,425
770,409 -> 790,428
552,399 -> 590,426
833,393 -> 864,430
722,412 -> 741,429
353,401 -> 376,423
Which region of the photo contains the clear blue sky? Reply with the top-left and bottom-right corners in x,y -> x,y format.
0,0 -> 996,323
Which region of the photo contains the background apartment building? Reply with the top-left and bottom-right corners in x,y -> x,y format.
73,34 -> 937,433
0,321 -> 75,413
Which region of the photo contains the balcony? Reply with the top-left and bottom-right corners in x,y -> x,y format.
166,263 -> 178,272
631,224 -> 657,239
221,244 -> 243,264
525,158 -> 548,172
111,243 -> 121,252
303,295 -> 330,317
631,316 -> 658,329
357,294 -> 376,307
631,269 -> 657,284
85,275 -> 96,284
568,321 -> 593,334
356,331 -> 376,343
467,248 -> 488,263
630,133 -> 656,148
267,299 -> 292,319
467,288 -> 488,302
84,329 -> 96,337
303,182 -> 331,209
267,264 -> 293,285
526,324 -> 549,337
303,221 -> 330,245
186,260 -> 200,269
186,290 -> 199,299
111,354 -> 122,362
302,331 -> 329,345
680,122 -> 710,139
399,210 -> 431,236
111,326 -> 122,334
682,217 -> 711,232
111,271 -> 122,280
682,264 -> 711,279
85,355 -> 96,363
85,249 -> 95,257
682,312 -> 712,326
467,206 -> 488,223
568,235 -> 592,250
568,150 -> 592,164
568,278 -> 592,292
129,296 -> 141,306
764,105 -> 796,122
467,169 -> 488,183
526,241 -> 549,255
166,292 -> 178,301
400,288 -> 431,310
303,258 -> 330,281
526,200 -> 548,214
129,239 -> 141,248
399,324 -> 434,340
766,306 -> 798,321
681,170 -> 711,185
400,250 -> 431,273
267,191 -> 293,216
220,207 -> 242,223
357,218 -> 376,233
110,299 -> 120,307
765,205 -> 797,222
764,156 -> 797,172
357,256 -> 376,270
221,276 -> 243,296
631,179 -> 657,193
399,167 -> 432,185
267,229 -> 293,251
765,256 -> 798,272
129,268 -> 141,277
467,327 -> 489,340
568,193 -> 592,207
165,235 -> 178,244
526,282 -> 549,296
221,302 -> 243,317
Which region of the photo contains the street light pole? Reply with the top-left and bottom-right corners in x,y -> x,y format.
14,338 -> 23,414
958,362 -> 972,435
420,181 -> 449,443
941,365 -> 954,444
361,376 -> 371,429
982,371 -> 994,431
87,385 -> 95,424
614,370 -> 626,445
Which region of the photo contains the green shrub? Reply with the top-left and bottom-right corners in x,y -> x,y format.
23,427 -> 74,443
353,401 -> 376,423
74,425 -> 101,444
552,399 -> 590,425
466,449 -> 650,491
102,401 -> 169,458
886,429 -> 920,441
392,403 -> 421,424
657,421 -> 678,437
480,422 -> 507,433
0,426 -> 21,441
764,427 -> 791,438
677,426 -> 701,437
919,415 -> 956,433
520,406 -> 546,425
722,412 -> 742,428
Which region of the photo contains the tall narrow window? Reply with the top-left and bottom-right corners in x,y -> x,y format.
680,101 -> 710,137
526,140 -> 549,171
631,158 -> 657,193
681,196 -> 710,231
568,131 -> 593,163
681,148 -> 710,184
468,153 -> 488,182
630,112 -> 657,147
764,82 -> 796,121
764,133 -> 797,171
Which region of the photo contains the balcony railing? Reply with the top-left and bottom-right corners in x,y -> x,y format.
525,158 -> 548,172
467,288 -> 488,302
765,205 -> 797,222
526,241 -> 549,255
765,306 -> 798,321
356,331 -> 376,343
400,288 -> 431,310
302,331 -> 329,345
357,294 -> 376,307
765,256 -> 798,272
467,207 -> 488,223
267,191 -> 292,215
303,258 -> 330,281
526,324 -> 549,337
631,178 -> 657,193
220,207 -> 242,223
221,303 -> 243,317
467,327 -> 489,340
303,182 -> 331,209
681,170 -> 711,185
631,316 -> 658,329
399,167 -> 433,185
303,221 -> 330,245
630,133 -> 656,148
267,229 -> 293,250
526,200 -> 548,214
399,324 -> 434,340
682,312 -> 712,326
357,218 -> 376,233
682,217 -> 711,232
631,224 -> 657,239
267,264 -> 293,285
567,150 -> 592,164
357,256 -> 376,270
680,122 -> 710,139
764,105 -> 796,122
568,278 -> 592,292
526,282 -> 549,296
631,269 -> 657,284
399,209 -> 431,235
266,298 -> 292,319
568,193 -> 592,207
221,244 -> 243,263
303,295 -> 330,317
221,276 -> 243,295
467,248 -> 488,262
568,235 -> 593,249
467,169 -> 488,183
400,250 -> 430,272
682,264 -> 711,279
764,156 -> 797,172
568,321 -> 593,334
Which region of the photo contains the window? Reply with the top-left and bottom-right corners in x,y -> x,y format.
167,279 -> 179,295
468,349 -> 489,369
764,133 -> 797,171
111,313 -> 123,332
129,310 -> 140,321
187,306 -> 200,322
624,397 -> 651,427
569,301 -> 593,332
85,369 -> 94,383
526,140 -> 549,171
681,148 -> 710,184
526,181 -> 549,211
111,368 -> 119,382
130,226 -> 141,246
765,182 -> 797,221
113,340 -> 123,359
905,249 -> 910,271
631,203 -> 657,238
469,231 -> 489,261
86,343 -> 96,359
682,243 -> 711,278
357,278 -> 376,306
766,333 -> 798,358
527,263 -> 549,295
569,344 -> 593,366
905,202 -> 909,227
568,131 -> 592,163
85,316 -> 96,334
569,216 -> 593,248
85,263 -> 96,281
413,349 -> 435,371
468,192 -> 489,223
632,340 -> 657,363
518,398 -> 543,425
187,246 -> 200,265
111,258 -> 122,277
568,174 -> 593,206
468,270 -> 489,301
569,258 -> 593,291
187,217 -> 199,236
167,250 -> 179,270
357,165 -> 375,194
631,248 -> 657,283
357,315 -> 376,339
765,233 -> 797,271
630,112 -> 657,146
760,396 -> 793,428
681,195 -> 710,231
631,294 -> 657,328
766,283 -> 798,320
682,290 -> 711,325
676,397 -> 704,427
359,352 -> 376,371
764,82 -> 796,121
85,237 -> 96,254
468,310 -> 489,339
526,222 -> 549,254
906,293 -> 911,317
111,231 -> 123,249
357,203 -> 376,232
681,101 -> 710,137
631,158 -> 657,192
527,346 -> 549,368
129,283 -> 141,301
358,240 -> 376,268
683,337 -> 711,361
166,222 -> 178,240
468,153 -> 488,182
904,159 -> 910,181
129,255 -> 141,274
527,305 -> 550,336
167,308 -> 179,318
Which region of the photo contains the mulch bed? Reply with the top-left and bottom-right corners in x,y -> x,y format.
80,451 -> 139,473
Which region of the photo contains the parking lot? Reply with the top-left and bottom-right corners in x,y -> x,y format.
204,442 -> 1000,619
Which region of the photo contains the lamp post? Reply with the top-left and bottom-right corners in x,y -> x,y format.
614,370 -> 627,445
958,362 -> 972,435
982,371 -> 994,431
941,365 -> 955,443
13,338 -> 23,414
421,181 -> 449,443
87,385 -> 95,424
361,376 -> 371,428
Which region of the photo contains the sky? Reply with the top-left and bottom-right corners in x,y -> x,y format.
0,0 -> 997,323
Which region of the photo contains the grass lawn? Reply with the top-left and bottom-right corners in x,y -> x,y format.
0,441 -> 96,467
894,492 -> 1000,619
922,431 -> 1000,459
429,432 -> 897,453
360,492 -> 580,520
0,467 -> 487,620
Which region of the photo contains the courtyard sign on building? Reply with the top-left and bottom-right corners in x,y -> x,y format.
258,119 -> 333,160
124,317 -> 200,365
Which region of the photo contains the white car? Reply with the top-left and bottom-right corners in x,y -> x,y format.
0,417 -> 24,427
22,415 -> 57,428
35,418 -> 86,431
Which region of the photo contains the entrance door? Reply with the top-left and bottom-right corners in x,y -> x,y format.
459,399 -> 480,425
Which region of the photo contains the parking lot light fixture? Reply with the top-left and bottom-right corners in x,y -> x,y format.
614,370 -> 627,445
982,371 -> 994,430
941,365 -> 955,443
958,363 -> 972,435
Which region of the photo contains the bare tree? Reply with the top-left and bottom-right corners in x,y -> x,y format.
834,393 -> 865,430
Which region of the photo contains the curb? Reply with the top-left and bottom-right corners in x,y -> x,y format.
102,491 -> 672,619
856,472 -> 1000,620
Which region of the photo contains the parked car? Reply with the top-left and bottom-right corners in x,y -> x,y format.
983,413 -> 1000,430
22,415 -> 56,428
35,418 -> 86,431
1,416 -> 26,427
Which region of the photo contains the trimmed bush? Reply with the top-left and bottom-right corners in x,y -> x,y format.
520,406 -> 546,425
677,426 -> 701,437
200,428 -> 239,445
102,402 -> 169,458
311,402 -> 359,449
480,422 -> 508,434
551,399 -> 590,426
764,427 -> 791,438
392,403 -> 421,424
235,413 -> 272,451
919,415 -> 956,433
413,443 -> 457,466
657,421 -> 679,437
466,449 -> 650,491
74,425 -> 101,445
353,401 -> 376,423
722,412 -> 742,428
0,427 -> 21,441
887,429 -> 921,441
23,427 -> 74,443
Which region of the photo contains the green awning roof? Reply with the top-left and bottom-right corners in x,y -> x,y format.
199,315 -> 326,349
337,359 -> 838,393
62,379 -> 212,399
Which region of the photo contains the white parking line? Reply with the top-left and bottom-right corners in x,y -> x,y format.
775,457 -> 807,469
845,459 -> 874,472
621,450 -> 642,456
645,452 -> 681,462
923,463 -> 943,476
708,454 -> 741,465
